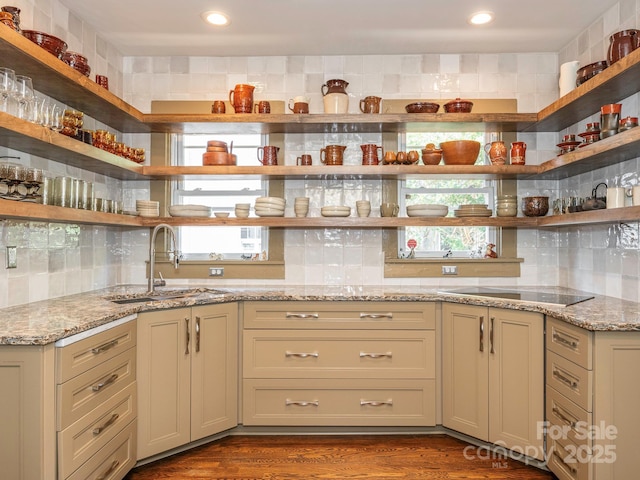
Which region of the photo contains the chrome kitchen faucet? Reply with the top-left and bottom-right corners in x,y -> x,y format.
148,223 -> 181,293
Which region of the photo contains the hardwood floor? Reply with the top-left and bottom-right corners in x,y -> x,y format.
125,435 -> 556,479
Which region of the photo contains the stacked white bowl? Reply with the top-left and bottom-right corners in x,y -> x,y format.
496,195 -> 518,217
454,204 -> 492,217
168,204 -> 211,217
136,200 -> 159,217
320,205 -> 351,217
356,200 -> 371,217
234,203 -> 250,218
294,197 -> 310,217
406,204 -> 448,217
254,196 -> 285,217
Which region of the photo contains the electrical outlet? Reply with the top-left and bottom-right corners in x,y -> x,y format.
6,246 -> 17,269
442,265 -> 457,275
209,267 -> 224,277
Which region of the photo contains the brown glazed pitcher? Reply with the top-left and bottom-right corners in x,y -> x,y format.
360,144 -> 383,165
320,145 -> 347,165
484,141 -> 507,165
359,96 -> 382,114
257,145 -> 279,165
229,84 -> 255,114
608,29 -> 640,64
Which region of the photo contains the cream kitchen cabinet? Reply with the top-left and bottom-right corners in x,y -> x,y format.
136,303 -> 238,460
242,301 -> 437,426
442,303 -> 544,460
546,317 -> 640,480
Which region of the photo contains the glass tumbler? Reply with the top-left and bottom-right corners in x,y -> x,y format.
0,67 -> 16,114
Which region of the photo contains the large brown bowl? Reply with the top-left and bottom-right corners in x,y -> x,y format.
443,98 -> 473,113
405,102 -> 439,113
576,61 -> 608,86
22,30 -> 68,59
522,196 -> 549,216
440,140 -> 481,165
62,51 -> 91,76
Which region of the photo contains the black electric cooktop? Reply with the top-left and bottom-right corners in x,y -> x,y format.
440,287 -> 594,307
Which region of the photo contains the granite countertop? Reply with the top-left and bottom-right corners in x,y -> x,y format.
1,284 -> 640,346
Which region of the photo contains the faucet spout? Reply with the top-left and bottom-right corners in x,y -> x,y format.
149,223 -> 180,293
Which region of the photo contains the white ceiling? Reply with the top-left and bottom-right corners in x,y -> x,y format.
60,0 -> 620,57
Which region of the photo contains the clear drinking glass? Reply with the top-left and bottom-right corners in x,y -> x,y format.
13,75 -> 35,120
0,67 -> 16,113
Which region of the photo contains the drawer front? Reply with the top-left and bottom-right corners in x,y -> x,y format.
546,386 -> 592,449
243,330 -> 435,379
546,351 -> 592,412
547,436 -> 591,480
547,317 -> 592,370
243,378 -> 435,426
57,320 -> 137,383
57,348 -> 136,430
243,301 -> 436,330
66,420 -> 137,480
58,382 -> 137,479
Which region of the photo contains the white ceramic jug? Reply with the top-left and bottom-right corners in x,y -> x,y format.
559,60 -> 580,97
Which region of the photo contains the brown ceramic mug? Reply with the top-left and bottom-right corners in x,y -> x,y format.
257,145 -> 279,166
296,154 -> 312,166
288,100 -> 309,114
211,100 -> 226,114
254,101 -> 271,114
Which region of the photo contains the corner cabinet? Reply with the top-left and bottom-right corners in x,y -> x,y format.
136,303 -> 238,460
2,27 -> 640,229
442,303 -> 544,460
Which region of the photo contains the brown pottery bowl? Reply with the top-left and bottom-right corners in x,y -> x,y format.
522,196 -> 549,216
440,140 -> 481,165
405,102 -> 439,113
421,149 -> 443,165
62,51 -> 91,76
203,152 -> 237,166
443,98 -> 473,113
22,30 -> 68,59
576,61 -> 608,86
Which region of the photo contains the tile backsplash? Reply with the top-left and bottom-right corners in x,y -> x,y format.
0,2 -> 639,307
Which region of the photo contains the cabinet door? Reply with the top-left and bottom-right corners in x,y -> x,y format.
442,303 -> 489,440
593,332 -> 640,480
488,308 -> 544,460
136,307 -> 191,460
191,303 -> 238,441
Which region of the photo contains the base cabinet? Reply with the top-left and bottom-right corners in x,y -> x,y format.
242,301 -> 437,426
136,303 -> 238,460
546,317 -> 640,480
442,304 -> 544,460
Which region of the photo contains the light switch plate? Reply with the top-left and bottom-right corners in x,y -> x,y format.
6,246 -> 17,269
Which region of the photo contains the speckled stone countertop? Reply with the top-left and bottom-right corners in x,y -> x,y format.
1,284 -> 640,346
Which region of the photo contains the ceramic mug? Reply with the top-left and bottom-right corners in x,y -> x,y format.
296,154 -> 312,166
254,101 -> 271,114
380,202 -> 399,217
211,100 -> 226,114
632,186 -> 640,206
606,187 -> 625,208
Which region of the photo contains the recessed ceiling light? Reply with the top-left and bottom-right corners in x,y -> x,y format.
468,11 -> 494,25
201,11 -> 230,26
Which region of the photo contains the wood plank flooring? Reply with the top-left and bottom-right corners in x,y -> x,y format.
125,435 -> 556,479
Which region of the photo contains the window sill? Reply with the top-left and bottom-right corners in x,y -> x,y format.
384,257 -> 523,278
151,260 -> 285,280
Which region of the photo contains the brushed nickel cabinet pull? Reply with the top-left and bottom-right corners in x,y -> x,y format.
285,351 -> 319,358
92,373 -> 118,392
195,316 -> 201,353
552,406 -> 577,428
185,317 -> 190,355
91,339 -> 119,355
479,316 -> 484,352
553,332 -> 579,349
285,399 -> 319,407
360,399 -> 393,407
359,352 -> 392,359
490,317 -> 495,354
285,312 -> 319,319
359,313 -> 393,319
553,368 -> 579,389
93,413 -> 120,435
95,459 -> 120,480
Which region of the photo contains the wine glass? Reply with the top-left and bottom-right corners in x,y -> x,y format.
0,67 -> 16,114
13,75 -> 35,121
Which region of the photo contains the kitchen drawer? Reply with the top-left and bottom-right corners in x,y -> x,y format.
243,378 -> 436,426
66,419 -> 136,480
547,317 -> 593,370
243,301 -> 435,330
243,330 -> 435,379
547,436 -> 591,480
57,347 -> 136,430
546,386 -> 592,449
58,382 -> 137,479
56,317 -> 137,383
546,351 -> 593,412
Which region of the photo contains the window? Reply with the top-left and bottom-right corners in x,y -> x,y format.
398,131 -> 496,258
173,133 -> 268,260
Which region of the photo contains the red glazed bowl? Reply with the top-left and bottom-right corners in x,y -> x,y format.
405,102 -> 440,113
62,51 -> 91,77
22,30 -> 68,59
444,98 -> 473,113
